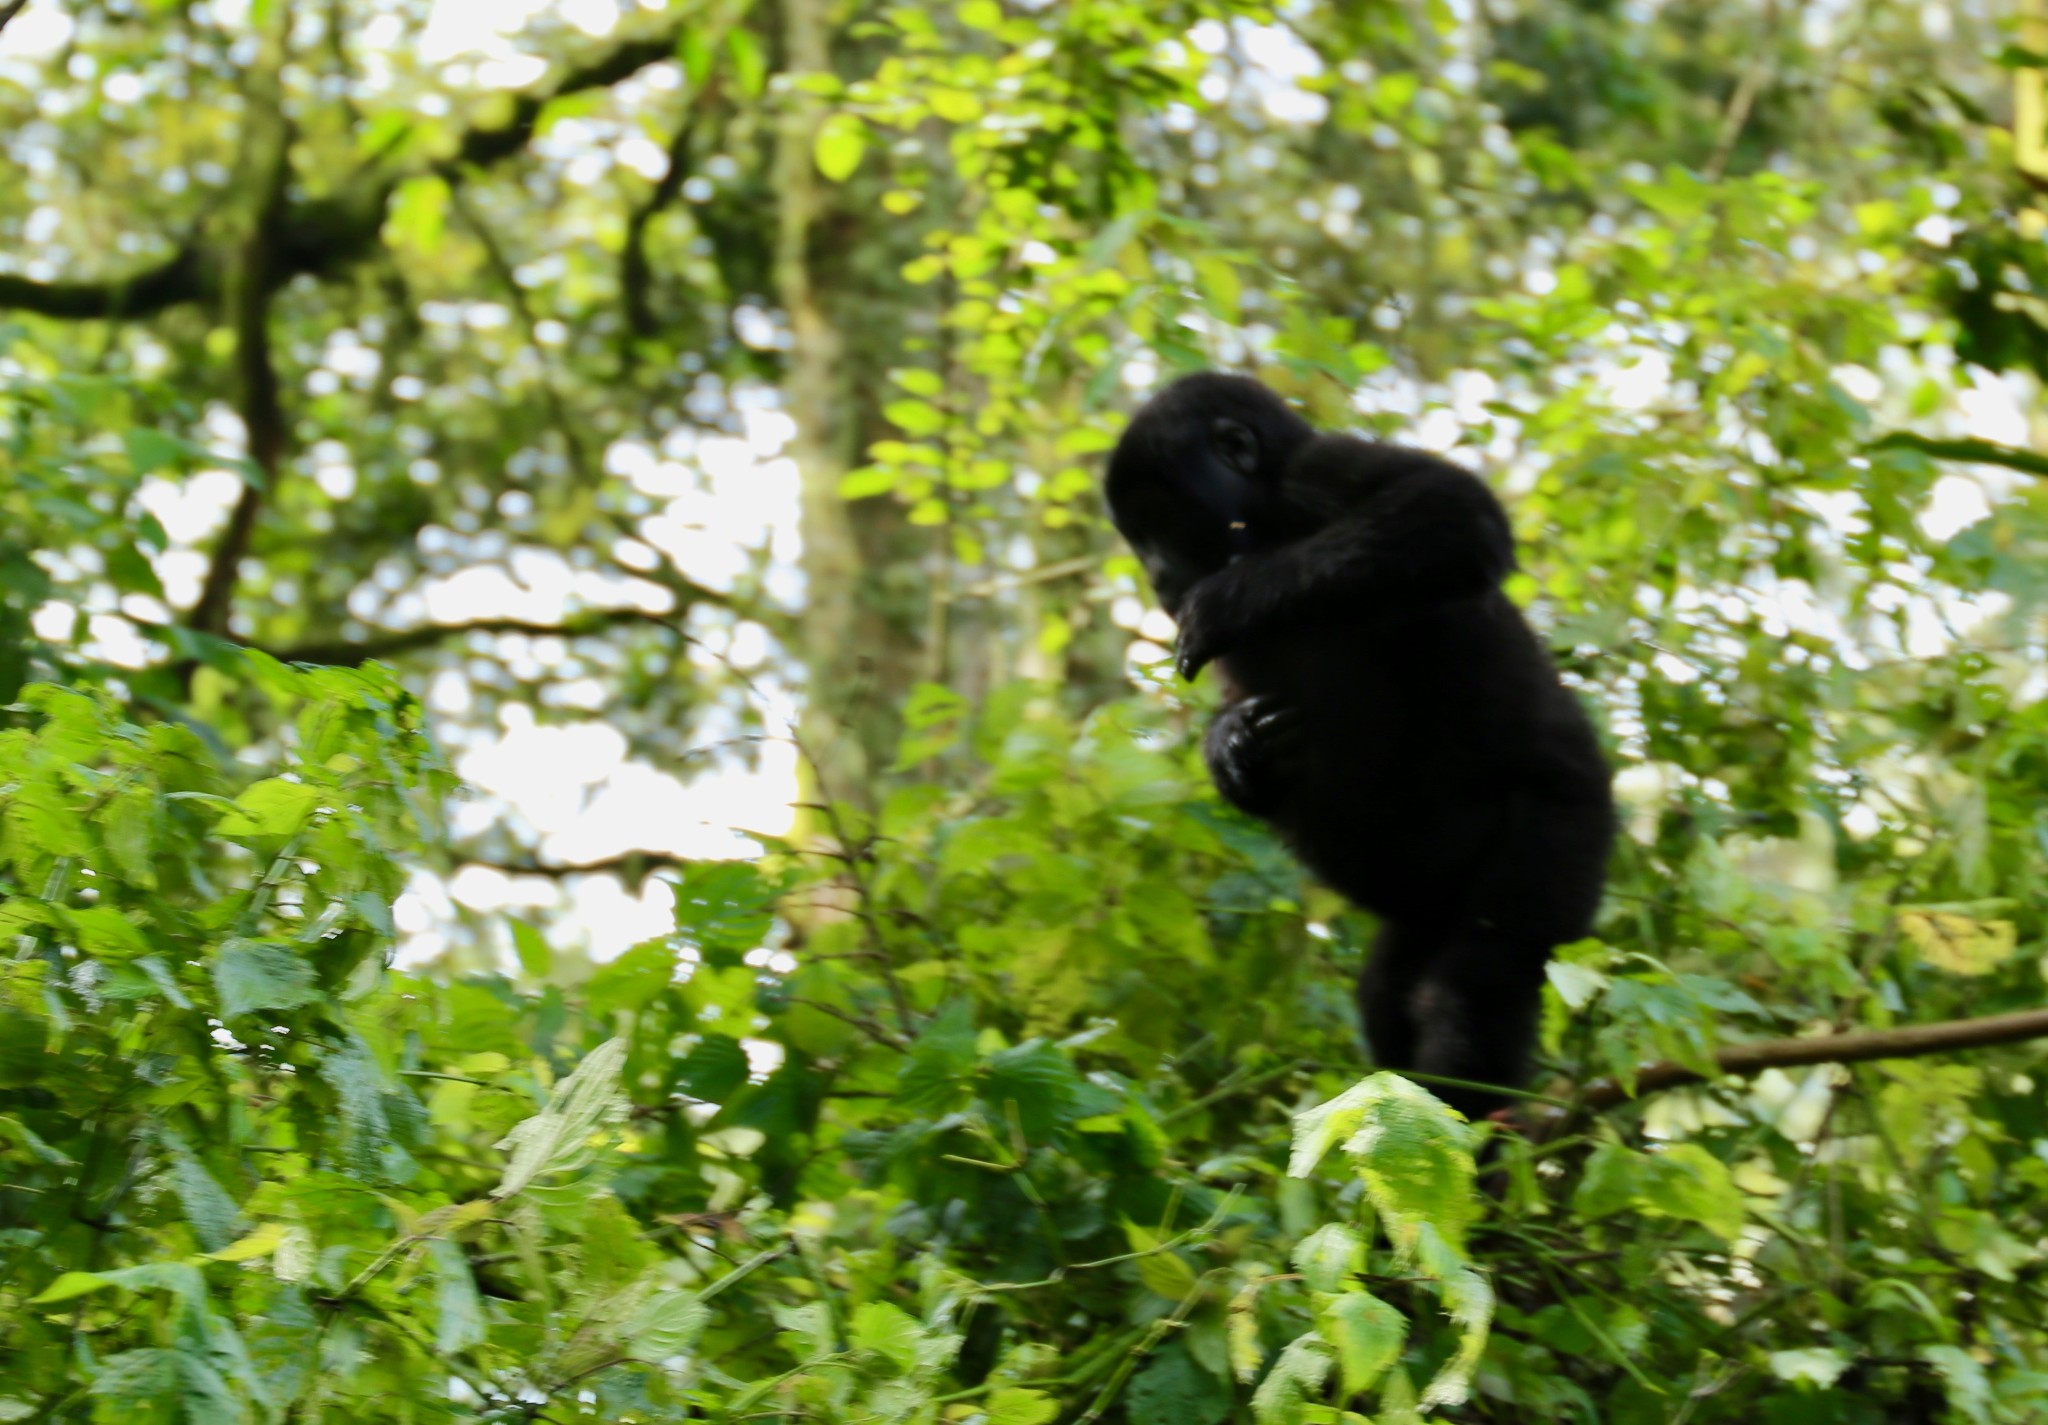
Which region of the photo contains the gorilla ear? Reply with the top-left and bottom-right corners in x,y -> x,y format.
1211,417 -> 1259,476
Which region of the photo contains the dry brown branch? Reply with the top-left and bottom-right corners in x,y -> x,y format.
1577,1008 -> 2048,1111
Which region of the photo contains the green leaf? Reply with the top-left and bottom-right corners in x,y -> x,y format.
31,1271 -> 112,1305
624,1288 -> 709,1362
213,939 -> 319,1018
86,1349 -> 180,1398
727,29 -> 767,95
1769,1347 -> 1850,1389
63,905 -> 152,960
1127,1348 -> 1230,1425
1289,1073 -> 1480,1253
387,174 -> 450,255
675,1033 -> 750,1102
929,89 -> 983,123
670,861 -> 775,966
212,777 -> 320,838
122,428 -> 190,475
1250,1334 -> 1331,1425
840,465 -> 899,498
884,398 -> 946,435
851,1300 -> 924,1374
985,1388 -> 1060,1425
160,1131 -> 245,1251
1635,1143 -> 1745,1242
1318,1290 -> 1406,1397
429,1238 -> 486,1353
1292,1222 -> 1363,1292
105,543 -> 165,599
1575,1142 -> 1745,1242
492,1036 -> 628,1197
1136,1247 -> 1201,1301
814,113 -> 867,181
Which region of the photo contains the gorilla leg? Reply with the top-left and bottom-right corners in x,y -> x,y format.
1358,918 -> 1550,1121
1357,921 -> 1432,1075
1405,929 -> 1551,1121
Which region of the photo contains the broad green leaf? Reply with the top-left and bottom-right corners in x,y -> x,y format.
429,1238 -> 486,1353
1769,1347 -> 1850,1388
207,1222 -> 286,1262
1318,1290 -> 1406,1397
984,1388 -> 1059,1425
212,777 -> 320,838
213,939 -> 319,1018
31,1271 -> 113,1305
1292,1222 -> 1363,1292
814,113 -> 866,181
1250,1333 -> 1331,1425
492,1036 -> 628,1198
851,1300 -> 924,1374
674,1033 -> 750,1101
624,1288 -> 709,1363
1136,1248 -> 1200,1302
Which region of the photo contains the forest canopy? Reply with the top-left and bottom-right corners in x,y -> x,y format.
6,0 -> 2048,1421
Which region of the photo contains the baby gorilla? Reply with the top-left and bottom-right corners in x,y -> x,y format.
1105,373 -> 1614,1119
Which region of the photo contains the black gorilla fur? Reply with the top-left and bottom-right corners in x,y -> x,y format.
1105,373 -> 1614,1119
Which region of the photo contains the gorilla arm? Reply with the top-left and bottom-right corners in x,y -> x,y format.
1172,443 -> 1517,679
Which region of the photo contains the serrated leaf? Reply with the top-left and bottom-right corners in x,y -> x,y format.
675,1033 -> 750,1101
851,1300 -> 924,1374
213,939 -> 319,1018
625,1288 -> 708,1362
1250,1334 -> 1331,1425
1228,1281 -> 1265,1382
1292,1222 -> 1363,1292
429,1237 -> 486,1353
1318,1290 -> 1405,1396
160,1131 -> 245,1252
492,1036 -> 628,1198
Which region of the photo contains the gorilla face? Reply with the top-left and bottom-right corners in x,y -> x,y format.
1104,373 -> 1314,614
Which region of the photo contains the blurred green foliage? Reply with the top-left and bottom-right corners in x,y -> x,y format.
9,0 -> 2048,1419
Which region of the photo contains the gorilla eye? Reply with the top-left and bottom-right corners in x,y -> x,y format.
1212,418 -> 1258,475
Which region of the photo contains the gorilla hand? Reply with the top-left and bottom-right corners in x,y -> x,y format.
1172,572 -> 1244,681
1203,693 -> 1303,817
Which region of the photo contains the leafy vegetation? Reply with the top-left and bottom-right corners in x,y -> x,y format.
7,0 -> 2048,1421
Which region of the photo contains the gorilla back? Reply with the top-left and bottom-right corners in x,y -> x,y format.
1106,373 -> 1614,1119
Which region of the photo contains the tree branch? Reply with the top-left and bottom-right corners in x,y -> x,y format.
0,0 -> 30,39
1578,1008 -> 2048,1111
622,87 -> 718,340
189,12 -> 293,646
0,22 -> 689,321
264,607 -> 705,666
461,852 -> 698,882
